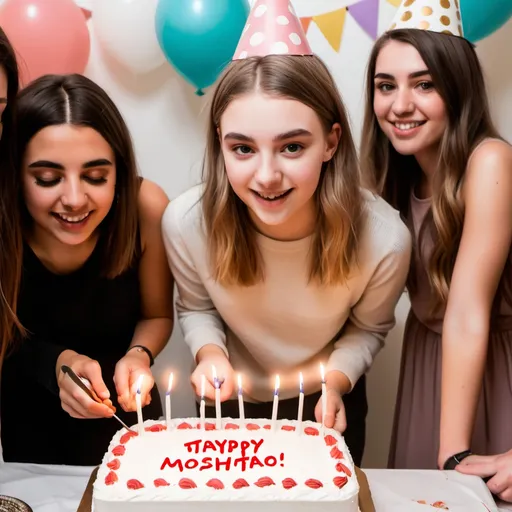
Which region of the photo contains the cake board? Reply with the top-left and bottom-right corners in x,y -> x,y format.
77,467 -> 376,512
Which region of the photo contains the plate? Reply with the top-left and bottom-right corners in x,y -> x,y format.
0,496 -> 33,512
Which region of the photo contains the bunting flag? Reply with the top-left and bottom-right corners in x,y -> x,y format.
348,0 -> 379,40
300,16 -> 313,34
311,8 -> 347,52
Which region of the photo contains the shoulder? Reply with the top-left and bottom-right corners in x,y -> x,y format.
162,184 -> 204,238
465,139 -> 512,192
360,188 -> 412,256
138,178 -> 170,223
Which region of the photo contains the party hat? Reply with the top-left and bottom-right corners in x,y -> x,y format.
389,0 -> 463,37
233,0 -> 313,60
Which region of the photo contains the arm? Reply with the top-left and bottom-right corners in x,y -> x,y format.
161,197 -> 233,400
326,224 -> 412,395
438,142 -> 512,468
114,180 -> 174,410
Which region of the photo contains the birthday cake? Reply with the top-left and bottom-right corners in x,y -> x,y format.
93,418 -> 359,512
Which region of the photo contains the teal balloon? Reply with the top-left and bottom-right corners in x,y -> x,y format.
155,0 -> 249,95
461,0 -> 512,42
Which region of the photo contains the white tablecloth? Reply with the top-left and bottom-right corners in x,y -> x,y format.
0,463 -> 510,512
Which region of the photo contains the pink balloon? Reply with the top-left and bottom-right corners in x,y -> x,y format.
0,0 -> 91,86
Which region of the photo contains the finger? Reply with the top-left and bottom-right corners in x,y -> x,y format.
333,405 -> 347,433
114,361 -> 131,407
60,388 -> 112,419
323,395 -> 339,429
486,472 -> 509,496
81,360 -> 110,400
456,460 -> 498,478
498,487 -> 512,502
459,454 -> 499,466
61,401 -> 88,419
314,399 -> 323,424
191,373 -> 216,400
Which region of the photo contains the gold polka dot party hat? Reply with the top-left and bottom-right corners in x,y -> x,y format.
389,0 -> 464,37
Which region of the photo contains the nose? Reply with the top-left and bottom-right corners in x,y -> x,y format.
392,87 -> 415,116
61,177 -> 88,210
254,155 -> 281,188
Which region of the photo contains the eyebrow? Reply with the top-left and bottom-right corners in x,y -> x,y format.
27,158 -> 113,170
374,70 -> 431,80
223,128 -> 313,143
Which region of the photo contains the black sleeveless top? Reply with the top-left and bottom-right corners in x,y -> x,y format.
1,237 -> 162,465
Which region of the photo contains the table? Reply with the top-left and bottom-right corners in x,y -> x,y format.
0,463 -> 510,512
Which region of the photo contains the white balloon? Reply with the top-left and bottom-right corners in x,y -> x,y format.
92,0 -> 166,74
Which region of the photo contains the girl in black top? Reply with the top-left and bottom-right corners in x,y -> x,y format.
1,74 -> 174,465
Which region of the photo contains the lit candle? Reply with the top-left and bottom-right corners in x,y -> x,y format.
320,363 -> 327,433
297,372 -> 304,434
165,372 -> 173,430
136,374 -> 144,435
212,365 -> 221,429
200,374 -> 206,431
238,374 -> 245,424
271,375 -> 280,431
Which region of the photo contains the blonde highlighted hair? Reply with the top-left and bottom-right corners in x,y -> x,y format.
360,29 -> 510,310
202,55 -> 364,287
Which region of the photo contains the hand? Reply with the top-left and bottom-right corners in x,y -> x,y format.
315,389 -> 347,432
192,345 -> 234,401
456,450 -> 512,502
56,350 -> 114,419
114,349 -> 154,412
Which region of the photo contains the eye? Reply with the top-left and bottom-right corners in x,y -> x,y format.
417,81 -> 434,91
35,177 -> 61,187
233,145 -> 254,155
283,143 -> 303,154
84,176 -> 108,185
376,83 -> 395,92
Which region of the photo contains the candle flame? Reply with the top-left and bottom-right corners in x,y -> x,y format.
136,374 -> 144,394
200,374 -> 206,399
167,372 -> 174,393
299,372 -> 304,393
238,373 -> 242,391
274,374 -> 280,393
320,363 -> 325,382
211,365 -> 217,380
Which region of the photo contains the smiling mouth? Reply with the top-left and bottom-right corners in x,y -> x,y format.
251,189 -> 292,201
51,211 -> 92,224
392,121 -> 426,131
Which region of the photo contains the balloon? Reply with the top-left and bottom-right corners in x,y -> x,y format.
155,0 -> 249,95
461,0 -> 512,42
92,0 -> 166,75
0,0 -> 90,86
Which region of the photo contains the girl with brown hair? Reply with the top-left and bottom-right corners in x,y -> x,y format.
360,0 -> 512,473
163,0 -> 411,466
1,74 -> 174,465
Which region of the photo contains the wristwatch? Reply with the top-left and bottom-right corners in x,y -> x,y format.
443,449 -> 473,470
126,345 -> 154,366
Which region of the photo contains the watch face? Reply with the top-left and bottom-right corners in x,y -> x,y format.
0,495 -> 33,512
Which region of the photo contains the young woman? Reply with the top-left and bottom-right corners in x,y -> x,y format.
0,27 -> 24,367
163,54 -> 412,466
360,28 -> 512,470
0,74 -> 174,465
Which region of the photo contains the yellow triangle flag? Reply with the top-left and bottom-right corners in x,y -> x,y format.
313,8 -> 347,52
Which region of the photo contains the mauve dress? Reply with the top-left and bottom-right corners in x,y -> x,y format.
388,142 -> 512,469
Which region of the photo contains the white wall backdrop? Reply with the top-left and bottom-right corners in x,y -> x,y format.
80,1 -> 512,467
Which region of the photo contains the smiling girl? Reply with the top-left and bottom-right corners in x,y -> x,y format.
1,74 -> 174,465
162,1 -> 411,466
361,15 -> 512,469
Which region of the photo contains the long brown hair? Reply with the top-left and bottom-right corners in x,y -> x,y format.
0,27 -> 23,366
360,29 -> 504,309
13,74 -> 141,279
202,55 -> 363,286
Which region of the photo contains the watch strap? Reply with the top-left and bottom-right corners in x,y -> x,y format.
126,345 -> 154,366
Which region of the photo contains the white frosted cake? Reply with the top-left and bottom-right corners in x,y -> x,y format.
93,418 -> 359,512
